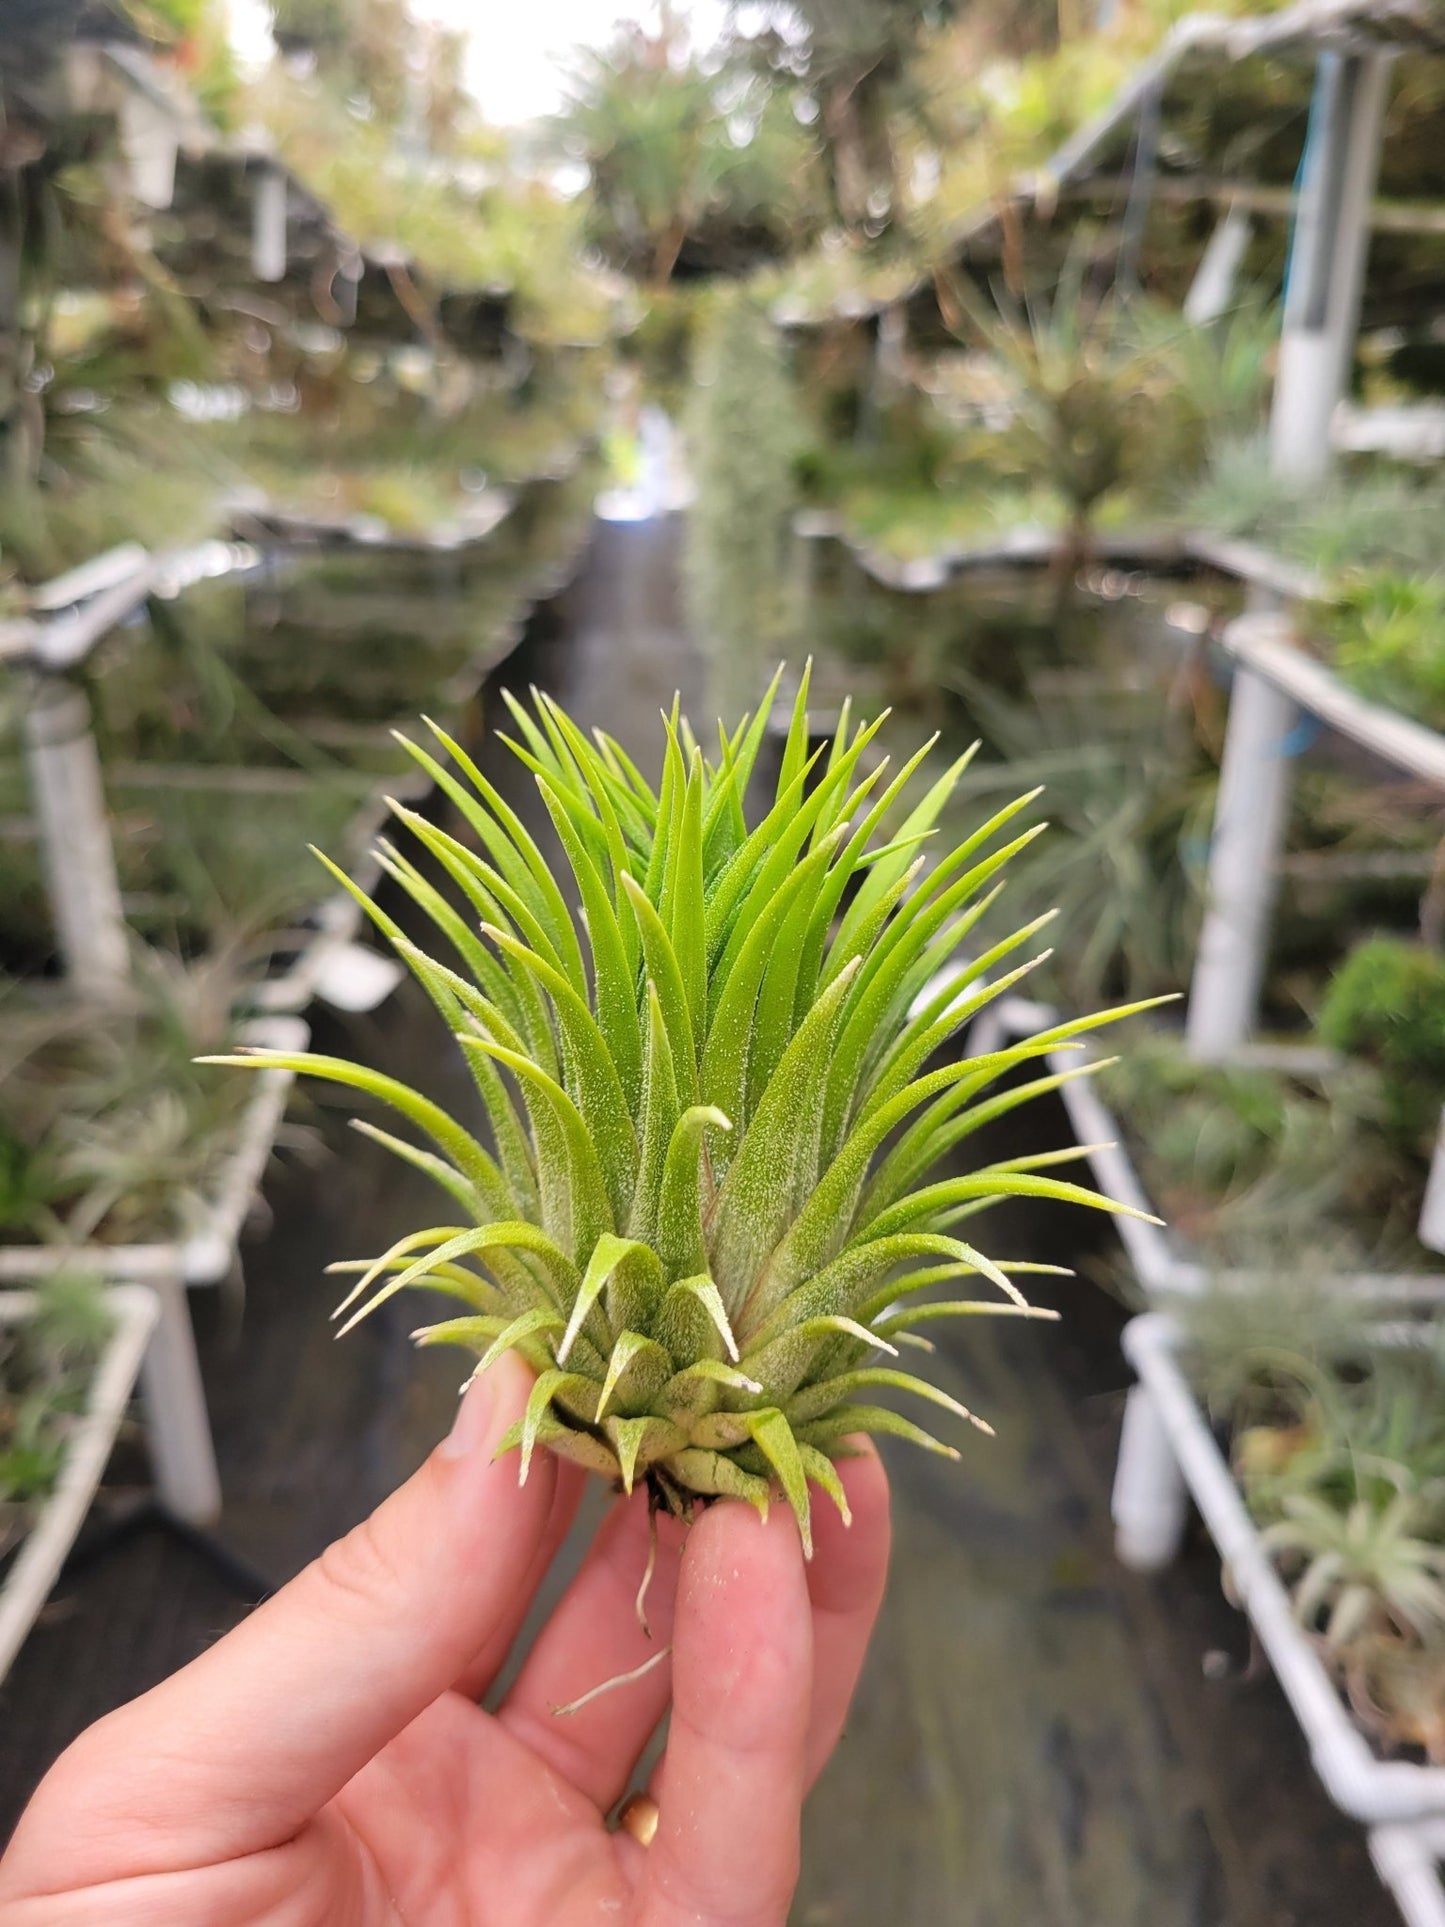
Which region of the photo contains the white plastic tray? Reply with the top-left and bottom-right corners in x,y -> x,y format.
0,1283 -> 159,1682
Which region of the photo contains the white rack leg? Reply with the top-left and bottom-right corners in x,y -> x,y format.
1270,52 -> 1391,488
1113,1382 -> 1189,1571
23,675 -> 130,1000
1183,204 -> 1253,325
252,161 -> 288,284
1186,53 -> 1390,1060
1420,1108 -> 1445,1256
1371,1825 -> 1445,1927
1186,661 -> 1299,1061
137,1274 -> 222,1525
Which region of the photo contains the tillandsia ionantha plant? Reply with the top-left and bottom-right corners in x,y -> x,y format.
206,668 -> 1159,1554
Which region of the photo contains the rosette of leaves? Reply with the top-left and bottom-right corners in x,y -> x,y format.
1321,570 -> 1445,733
209,671 -> 1156,1551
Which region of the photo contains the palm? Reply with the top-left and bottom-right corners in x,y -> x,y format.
331,1693 -> 636,1923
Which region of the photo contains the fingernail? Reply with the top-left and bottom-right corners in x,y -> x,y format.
440,1370 -> 495,1461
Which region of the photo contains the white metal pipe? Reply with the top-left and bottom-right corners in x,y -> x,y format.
1271,329 -> 1346,484
1372,1823 -> 1445,1927
1185,662 -> 1300,1061
252,162 -> 289,284
1271,52 -> 1392,487
1422,1109 -> 1445,1256
1183,204 -> 1253,325
22,675 -> 131,1000
137,1272 -> 222,1524
118,91 -> 179,211
1188,50 -> 1391,1055
1124,1314 -> 1445,1823
0,1286 -> 158,1682
1112,1382 -> 1190,1570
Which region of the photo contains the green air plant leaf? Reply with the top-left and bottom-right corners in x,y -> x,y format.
206,682 -> 1150,1553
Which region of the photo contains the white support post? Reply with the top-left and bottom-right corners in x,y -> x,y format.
1112,1382 -> 1190,1571
791,517 -> 823,631
137,1273 -> 223,1525
252,162 -> 289,284
1270,53 -> 1393,485
1186,658 -> 1300,1059
875,302 -> 908,394
1183,204 -> 1253,325
1421,1107 -> 1445,1256
22,675 -> 131,1000
118,92 -> 180,211
1186,51 -> 1391,1061
1371,1824 -> 1445,1927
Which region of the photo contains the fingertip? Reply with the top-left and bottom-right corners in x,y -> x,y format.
437,1351 -> 530,1463
684,1494 -> 808,1600
432,1355 -> 561,1583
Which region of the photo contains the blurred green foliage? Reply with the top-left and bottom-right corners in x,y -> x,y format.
555,23 -> 827,284
1098,1030 -> 1417,1268
0,1272 -> 113,1549
1320,571 -> 1445,733
684,291 -> 801,713
1321,937 -> 1445,1147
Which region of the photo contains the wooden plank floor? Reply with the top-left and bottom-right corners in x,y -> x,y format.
0,519 -> 1393,1922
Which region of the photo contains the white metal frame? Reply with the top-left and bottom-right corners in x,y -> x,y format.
0,486 -> 593,1519
1189,46 -> 1394,1060
228,484 -> 515,556
0,1284 -> 159,1681
1215,611 -> 1445,787
1116,1312 -> 1445,1826
1184,602 -> 1445,1066
0,1017 -> 306,1524
1373,1822 -> 1445,1927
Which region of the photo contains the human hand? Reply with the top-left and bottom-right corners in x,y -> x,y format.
0,1352 -> 890,1926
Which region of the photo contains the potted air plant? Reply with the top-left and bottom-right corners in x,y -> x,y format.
0,1275 -> 159,1682
210,669 -> 1156,1555
1115,1309 -> 1445,1828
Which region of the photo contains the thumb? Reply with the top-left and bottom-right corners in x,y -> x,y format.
2,1356 -> 555,1890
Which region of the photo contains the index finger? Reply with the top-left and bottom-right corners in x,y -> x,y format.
640,1501 -> 814,1927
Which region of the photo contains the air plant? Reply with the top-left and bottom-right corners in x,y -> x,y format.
941,673 -> 1216,1009
1320,570 -> 1445,734
1262,1487 -> 1445,1650
1097,1031 -> 1412,1267
940,263 -> 1199,612
0,1272 -> 113,1558
209,672 -> 1159,1552
1183,1298 -> 1445,1701
0,945 -> 260,1246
